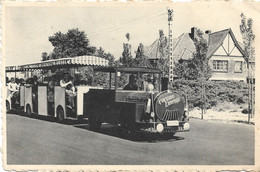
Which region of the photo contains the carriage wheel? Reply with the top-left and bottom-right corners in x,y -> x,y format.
88,111 -> 102,131
57,106 -> 65,122
6,100 -> 11,113
26,104 -> 32,116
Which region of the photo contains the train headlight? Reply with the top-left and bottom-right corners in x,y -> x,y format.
156,123 -> 164,133
183,123 -> 190,131
151,112 -> 155,118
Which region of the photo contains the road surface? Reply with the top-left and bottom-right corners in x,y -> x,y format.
6,112 -> 254,165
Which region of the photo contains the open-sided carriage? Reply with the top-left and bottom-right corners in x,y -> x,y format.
5,56 -> 108,121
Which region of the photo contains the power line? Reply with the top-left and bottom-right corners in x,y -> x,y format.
88,14 -> 167,38
87,12 -> 167,37
87,11 -> 166,36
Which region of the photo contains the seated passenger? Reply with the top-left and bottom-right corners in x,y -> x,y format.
145,78 -> 154,92
32,75 -> 39,113
7,77 -> 19,103
47,76 -> 55,116
123,74 -> 138,90
60,74 -> 76,109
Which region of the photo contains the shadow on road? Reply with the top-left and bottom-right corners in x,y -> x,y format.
74,123 -> 185,143
8,111 -> 185,143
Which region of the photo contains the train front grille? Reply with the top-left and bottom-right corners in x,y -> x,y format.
160,110 -> 180,121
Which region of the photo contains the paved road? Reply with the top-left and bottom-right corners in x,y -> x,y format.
6,112 -> 254,165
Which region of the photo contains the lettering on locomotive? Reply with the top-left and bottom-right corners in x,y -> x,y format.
158,95 -> 180,107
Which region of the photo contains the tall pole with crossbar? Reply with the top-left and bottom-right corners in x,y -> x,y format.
167,9 -> 174,83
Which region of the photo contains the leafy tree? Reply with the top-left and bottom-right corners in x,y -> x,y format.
155,30 -> 169,77
48,28 -> 96,59
120,33 -> 133,67
240,13 -> 255,63
96,47 -> 115,66
133,43 -> 151,67
158,30 -> 168,59
41,52 -> 48,61
192,29 -> 211,80
173,29 -> 211,80
240,13 -> 255,120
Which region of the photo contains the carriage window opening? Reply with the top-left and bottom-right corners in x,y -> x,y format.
213,60 -> 228,72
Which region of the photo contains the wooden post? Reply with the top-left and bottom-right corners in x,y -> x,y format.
115,71 -> 117,90
247,62 -> 250,124
109,72 -> 112,89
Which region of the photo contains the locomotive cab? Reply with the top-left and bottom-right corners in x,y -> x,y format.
84,67 -> 190,135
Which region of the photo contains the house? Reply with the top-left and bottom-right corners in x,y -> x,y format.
143,27 -> 249,82
206,28 -> 247,82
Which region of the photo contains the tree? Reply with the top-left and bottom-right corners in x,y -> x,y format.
155,30 -> 169,77
240,13 -> 255,62
173,29 -> 211,80
96,47 -> 115,66
240,13 -> 255,122
192,29 -> 211,80
158,30 -> 168,59
41,52 -> 48,61
120,33 -> 133,67
133,43 -> 151,67
48,28 -> 96,59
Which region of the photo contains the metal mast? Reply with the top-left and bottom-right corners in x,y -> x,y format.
168,9 -> 174,82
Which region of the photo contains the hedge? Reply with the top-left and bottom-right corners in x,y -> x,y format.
168,79 -> 254,109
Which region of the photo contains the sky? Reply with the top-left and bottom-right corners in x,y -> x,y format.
3,2 -> 260,66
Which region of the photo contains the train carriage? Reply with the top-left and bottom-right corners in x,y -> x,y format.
5,56 -> 108,121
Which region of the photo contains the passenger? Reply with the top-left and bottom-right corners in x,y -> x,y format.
60,73 -> 76,109
6,77 -> 9,85
7,77 -> 19,103
145,78 -> 154,92
47,76 -> 55,116
142,75 -> 148,91
32,75 -> 39,93
123,74 -> 138,90
32,75 -> 39,113
19,78 -> 25,86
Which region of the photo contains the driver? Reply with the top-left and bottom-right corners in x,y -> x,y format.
123,74 -> 138,90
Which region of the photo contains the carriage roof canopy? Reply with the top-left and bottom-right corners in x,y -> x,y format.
6,55 -> 109,72
94,67 -> 162,74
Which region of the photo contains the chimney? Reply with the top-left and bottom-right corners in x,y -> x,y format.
189,27 -> 198,40
205,30 -> 211,34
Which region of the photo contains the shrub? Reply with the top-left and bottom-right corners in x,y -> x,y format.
169,79 -> 252,110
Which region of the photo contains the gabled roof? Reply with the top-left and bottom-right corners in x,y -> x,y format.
207,28 -> 247,60
171,33 -> 196,61
143,28 -> 247,63
144,33 -> 195,61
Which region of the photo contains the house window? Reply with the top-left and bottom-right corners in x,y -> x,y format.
235,61 -> 242,73
213,60 -> 228,72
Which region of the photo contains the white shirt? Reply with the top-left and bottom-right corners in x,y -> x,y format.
8,82 -> 18,92
60,80 -> 72,88
145,83 -> 154,92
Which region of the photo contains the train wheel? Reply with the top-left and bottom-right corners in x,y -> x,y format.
89,113 -> 102,131
57,107 -> 65,122
26,104 -> 32,116
6,100 -> 11,113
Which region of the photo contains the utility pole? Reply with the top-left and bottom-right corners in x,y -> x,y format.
167,9 -> 174,83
